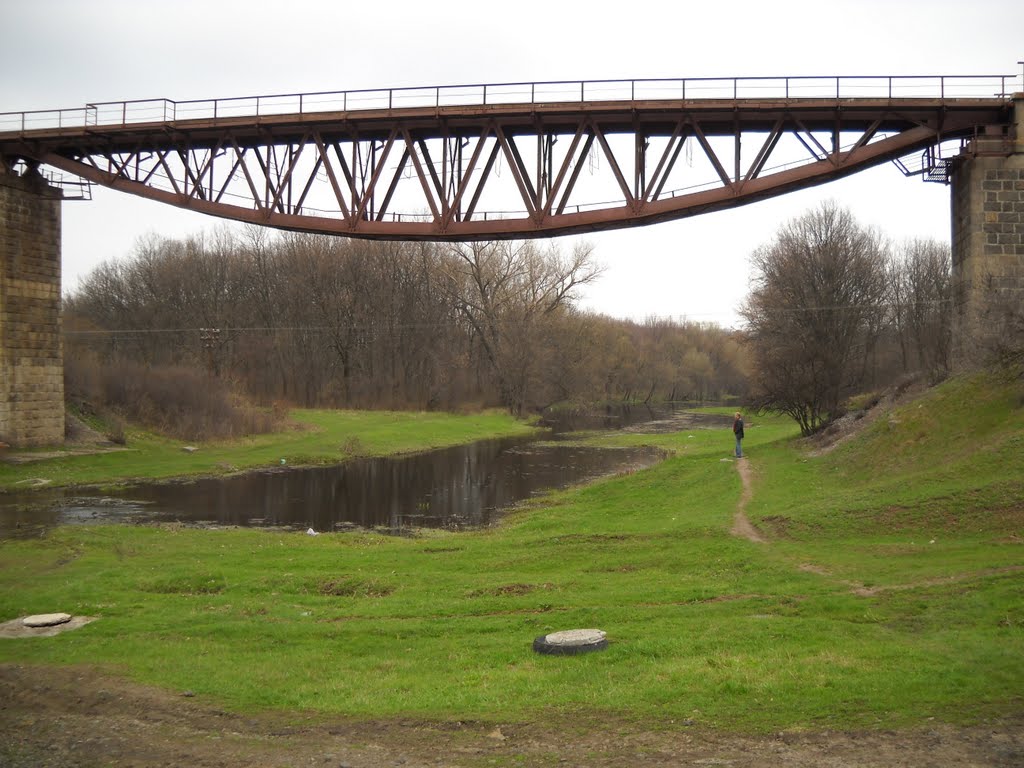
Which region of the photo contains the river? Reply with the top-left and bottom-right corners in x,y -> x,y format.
0,405 -> 728,538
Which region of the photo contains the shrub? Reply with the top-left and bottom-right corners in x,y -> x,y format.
65,354 -> 282,442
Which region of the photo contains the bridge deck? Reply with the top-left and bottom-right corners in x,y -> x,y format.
0,97 -> 1011,147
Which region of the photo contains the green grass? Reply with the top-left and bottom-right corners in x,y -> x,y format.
1,372 -> 1022,732
0,408 -> 537,491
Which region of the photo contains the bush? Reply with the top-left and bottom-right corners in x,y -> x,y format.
65,354 -> 282,441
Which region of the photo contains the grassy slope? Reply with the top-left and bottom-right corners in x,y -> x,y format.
0,373 -> 1021,732
0,409 -> 537,491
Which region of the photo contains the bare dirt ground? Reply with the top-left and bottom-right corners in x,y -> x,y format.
804,375 -> 930,459
2,664 -> 1022,768
730,458 -> 766,545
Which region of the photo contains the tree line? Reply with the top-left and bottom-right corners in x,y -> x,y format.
65,202 -> 957,438
64,228 -> 749,422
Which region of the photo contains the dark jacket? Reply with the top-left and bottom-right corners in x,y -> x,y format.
733,417 -> 744,439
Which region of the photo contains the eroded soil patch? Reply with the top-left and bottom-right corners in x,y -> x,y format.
1,664 -> 1021,768
731,458 -> 766,544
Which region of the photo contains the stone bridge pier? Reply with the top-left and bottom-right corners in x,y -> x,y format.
951,94 -> 1024,366
0,168 -> 63,447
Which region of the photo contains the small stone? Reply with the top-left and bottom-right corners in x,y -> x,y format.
182,446 -> 199,453
22,612 -> 72,628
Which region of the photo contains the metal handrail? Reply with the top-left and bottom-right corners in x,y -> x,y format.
1,72 -> 1020,134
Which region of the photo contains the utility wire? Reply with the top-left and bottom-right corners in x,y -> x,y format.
63,297 -> 951,337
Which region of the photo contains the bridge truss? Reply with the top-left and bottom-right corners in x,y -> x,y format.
0,75 -> 1017,239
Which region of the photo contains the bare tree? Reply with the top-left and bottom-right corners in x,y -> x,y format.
887,238 -> 952,380
741,202 -> 889,435
443,240 -> 601,416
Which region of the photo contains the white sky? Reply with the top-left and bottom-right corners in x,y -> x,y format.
2,0 -> 1022,328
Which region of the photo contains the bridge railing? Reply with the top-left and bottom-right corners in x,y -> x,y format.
1,73 -> 1021,135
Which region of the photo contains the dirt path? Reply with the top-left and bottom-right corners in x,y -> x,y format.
731,458 -> 767,544
2,664 -> 1021,768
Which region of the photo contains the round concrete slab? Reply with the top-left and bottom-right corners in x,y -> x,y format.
22,613 -> 72,628
1,615 -> 96,638
532,628 -> 608,655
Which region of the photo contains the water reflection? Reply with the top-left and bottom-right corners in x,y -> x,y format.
0,436 -> 662,538
541,402 -> 680,433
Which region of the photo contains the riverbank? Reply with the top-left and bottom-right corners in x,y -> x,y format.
1,372 -> 1022,764
0,408 -> 539,492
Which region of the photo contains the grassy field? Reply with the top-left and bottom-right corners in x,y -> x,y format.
0,372 -> 1021,732
0,409 -> 537,491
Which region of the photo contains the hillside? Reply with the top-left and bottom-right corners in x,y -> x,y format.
751,368 -> 1024,540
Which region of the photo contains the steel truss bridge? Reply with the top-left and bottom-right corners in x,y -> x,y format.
1,73 -> 1019,240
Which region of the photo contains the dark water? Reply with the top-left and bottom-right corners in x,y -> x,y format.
540,402 -> 705,433
0,405 -> 730,539
0,435 -> 663,538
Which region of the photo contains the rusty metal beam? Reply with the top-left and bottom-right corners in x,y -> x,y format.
443,125 -> 489,230
312,135 -> 351,221
744,119 -> 784,182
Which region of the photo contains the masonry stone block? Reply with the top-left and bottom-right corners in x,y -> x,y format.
0,172 -> 64,447
950,104 -> 1024,368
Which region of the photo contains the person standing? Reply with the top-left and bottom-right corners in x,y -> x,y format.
733,411 -> 745,458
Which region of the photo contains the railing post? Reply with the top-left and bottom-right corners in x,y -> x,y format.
888,77 -> 892,99
631,80 -> 635,101
940,76 -> 945,99
389,90 -> 393,109
785,78 -> 789,99
299,94 -> 303,115
580,81 -> 584,102
483,84 -> 488,105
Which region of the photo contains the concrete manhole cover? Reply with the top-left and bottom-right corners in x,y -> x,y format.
532,628 -> 608,655
1,614 -> 97,638
22,613 -> 72,628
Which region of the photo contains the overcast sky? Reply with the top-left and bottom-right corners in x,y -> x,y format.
2,0 -> 1022,327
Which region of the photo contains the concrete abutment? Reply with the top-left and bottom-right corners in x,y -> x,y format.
951,94 -> 1024,367
0,170 -> 64,447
